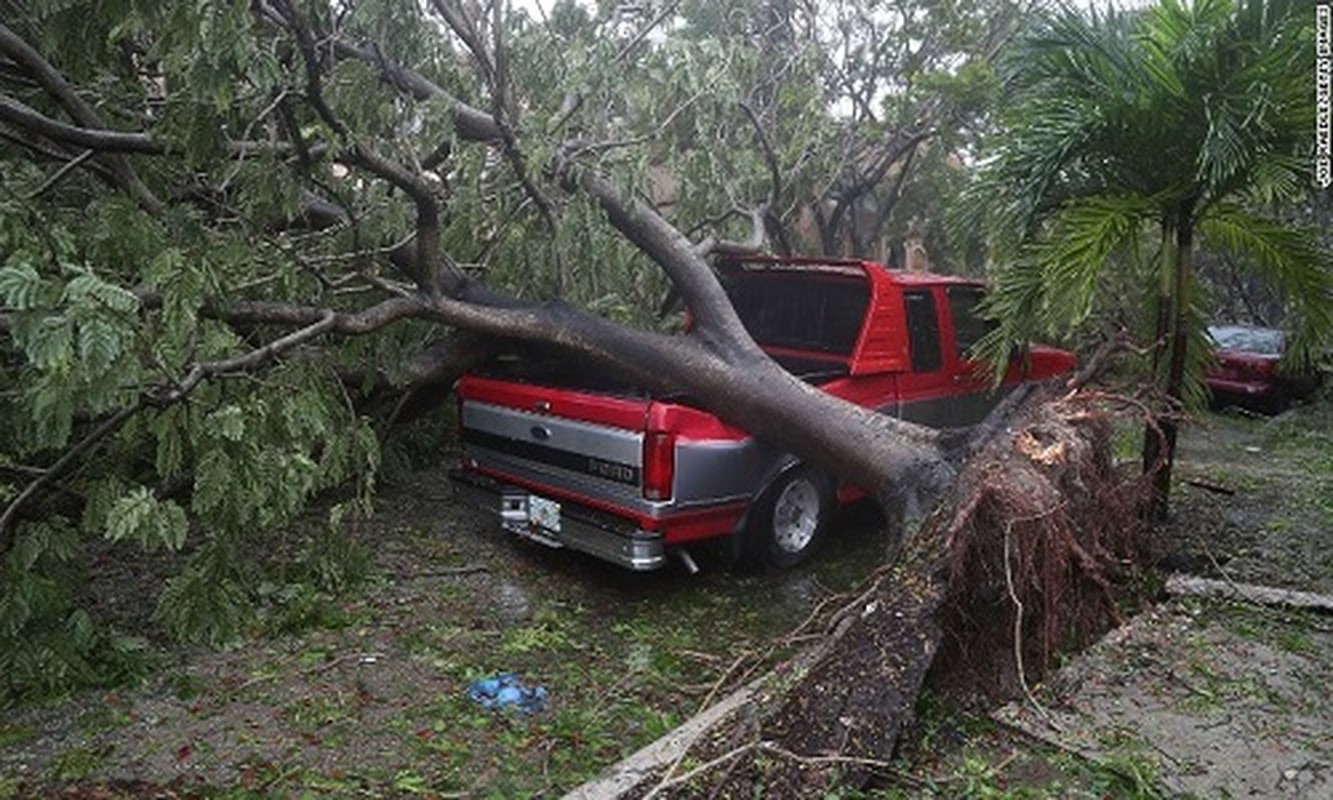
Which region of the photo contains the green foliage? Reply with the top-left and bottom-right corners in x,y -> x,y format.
0,522 -> 149,705
154,543 -> 252,647
0,187 -> 381,696
106,488 -> 188,551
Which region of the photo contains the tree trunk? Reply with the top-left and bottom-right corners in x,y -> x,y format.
451,297 -> 952,507
1143,211 -> 1193,519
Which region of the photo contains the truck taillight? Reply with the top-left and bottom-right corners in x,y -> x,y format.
642,432 -> 675,501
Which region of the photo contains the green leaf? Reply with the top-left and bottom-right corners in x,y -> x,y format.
191,448 -> 235,519
205,405 -> 246,442
64,273 -> 139,314
77,318 -> 125,375
152,407 -> 187,478
0,264 -> 46,310
105,487 -> 189,551
23,316 -> 74,371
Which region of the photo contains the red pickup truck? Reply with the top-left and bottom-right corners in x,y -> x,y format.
451,257 -> 1075,571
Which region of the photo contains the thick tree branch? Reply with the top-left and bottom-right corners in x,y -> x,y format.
0,124 -> 119,186
0,93 -> 162,153
328,39 -> 501,142
429,0 -> 496,90
0,94 -> 299,159
337,146 -> 458,297
0,21 -> 162,211
693,204 -> 769,259
568,167 -> 758,358
159,311 -> 340,403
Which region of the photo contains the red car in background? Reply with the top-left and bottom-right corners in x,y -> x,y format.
1205,324 -> 1322,414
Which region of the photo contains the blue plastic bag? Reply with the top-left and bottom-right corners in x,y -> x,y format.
467,672 -> 548,714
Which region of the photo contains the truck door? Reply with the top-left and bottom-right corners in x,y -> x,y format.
944,285 -> 1000,425
896,288 -> 954,426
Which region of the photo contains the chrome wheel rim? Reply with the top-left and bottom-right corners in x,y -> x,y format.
772,478 -> 821,554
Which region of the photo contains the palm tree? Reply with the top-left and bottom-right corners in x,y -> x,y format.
964,0 -> 1332,516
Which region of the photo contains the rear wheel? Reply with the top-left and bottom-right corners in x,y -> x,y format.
743,466 -> 835,569
1262,390 -> 1290,415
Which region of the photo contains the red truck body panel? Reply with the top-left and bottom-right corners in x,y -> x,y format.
453,257 -> 1075,570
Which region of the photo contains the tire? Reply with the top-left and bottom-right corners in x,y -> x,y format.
1262,390 -> 1290,416
742,466 -> 835,570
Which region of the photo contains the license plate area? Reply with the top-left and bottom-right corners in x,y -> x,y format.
500,491 -> 562,536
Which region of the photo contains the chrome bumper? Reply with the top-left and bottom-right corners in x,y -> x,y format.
449,470 -> 667,571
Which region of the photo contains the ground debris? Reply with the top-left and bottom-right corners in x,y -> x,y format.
993,598 -> 1333,799
1164,574 -> 1333,613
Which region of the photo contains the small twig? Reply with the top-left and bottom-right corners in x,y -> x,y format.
694,651 -> 752,715
25,148 -> 95,199
0,400 -> 145,554
740,102 -> 782,208
1183,477 -> 1235,496
614,0 -> 684,63
305,651 -> 386,676
395,565 -> 489,579
758,741 -> 900,772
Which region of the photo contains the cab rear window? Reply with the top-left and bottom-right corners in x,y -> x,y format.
724,273 -> 869,356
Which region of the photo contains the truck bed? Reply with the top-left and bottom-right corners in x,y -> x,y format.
476,347 -> 848,401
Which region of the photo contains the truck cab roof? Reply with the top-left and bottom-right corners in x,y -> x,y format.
717,256 -> 986,376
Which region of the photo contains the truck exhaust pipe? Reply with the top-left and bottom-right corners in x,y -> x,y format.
675,549 -> 700,575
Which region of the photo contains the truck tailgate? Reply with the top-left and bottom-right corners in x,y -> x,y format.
457,376 -> 654,513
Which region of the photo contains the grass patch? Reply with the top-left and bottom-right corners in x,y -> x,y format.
878,711 -> 1174,799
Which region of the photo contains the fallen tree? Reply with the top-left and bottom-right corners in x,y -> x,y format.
0,0 -> 997,685
0,0 -> 1147,773
0,1 -> 968,562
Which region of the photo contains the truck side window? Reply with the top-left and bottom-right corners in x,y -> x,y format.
904,290 -> 942,372
947,286 -> 994,359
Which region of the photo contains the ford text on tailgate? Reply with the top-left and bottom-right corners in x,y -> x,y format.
451,257 -> 1075,571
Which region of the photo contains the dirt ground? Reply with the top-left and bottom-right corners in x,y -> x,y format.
1,393 -> 1331,799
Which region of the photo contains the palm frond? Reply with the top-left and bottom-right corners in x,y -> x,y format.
1242,154 -> 1308,208
975,194 -> 1152,375
1030,195 -> 1154,328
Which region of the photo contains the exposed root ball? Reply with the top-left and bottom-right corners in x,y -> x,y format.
933,395 -> 1148,696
